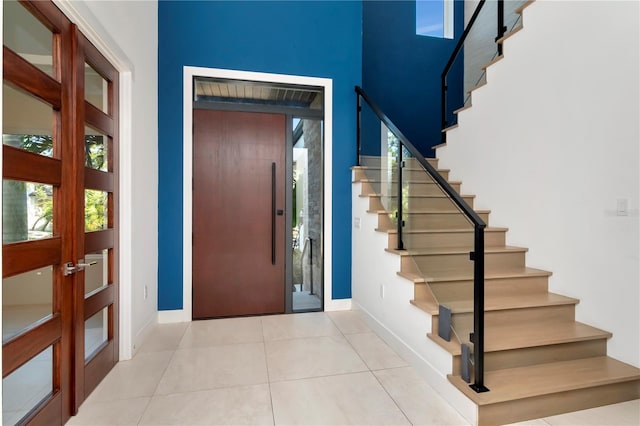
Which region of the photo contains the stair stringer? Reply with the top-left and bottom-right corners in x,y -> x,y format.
351,178 -> 477,425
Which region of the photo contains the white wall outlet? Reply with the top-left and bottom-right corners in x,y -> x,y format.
354,217 -> 361,229
144,285 -> 148,300
616,198 -> 628,216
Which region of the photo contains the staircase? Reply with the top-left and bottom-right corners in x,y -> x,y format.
353,160 -> 639,425
351,3 -> 639,423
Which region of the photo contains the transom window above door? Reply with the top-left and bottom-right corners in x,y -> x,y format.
194,77 -> 324,112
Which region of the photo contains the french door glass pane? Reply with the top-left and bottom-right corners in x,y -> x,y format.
2,266 -> 53,342
84,124 -> 108,171
85,189 -> 108,232
84,250 -> 108,296
3,83 -> 54,156
2,0 -> 55,78
85,63 -> 108,113
2,345 -> 53,425
2,180 -> 53,243
85,307 -> 108,360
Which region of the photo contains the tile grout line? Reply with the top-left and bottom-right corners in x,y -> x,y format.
261,317 -> 278,426
134,396 -> 154,426
78,323 -> 192,425
330,313 -> 375,371
136,323 -> 190,422
370,370 -> 415,426
328,312 -> 415,426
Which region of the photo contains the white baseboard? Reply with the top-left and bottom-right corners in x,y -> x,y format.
353,301 -> 477,425
324,298 -> 352,311
157,309 -> 191,324
157,300 -> 351,322
130,315 -> 157,359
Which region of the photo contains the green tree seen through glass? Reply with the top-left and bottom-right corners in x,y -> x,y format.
2,134 -> 108,243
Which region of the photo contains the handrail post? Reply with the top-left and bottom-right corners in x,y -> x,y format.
309,237 -> 313,295
471,225 -> 489,393
496,0 -> 506,56
356,90 -> 362,166
396,143 -> 404,251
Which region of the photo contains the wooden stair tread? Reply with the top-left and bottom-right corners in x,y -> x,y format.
424,267 -> 552,283
400,267 -> 551,284
483,320 -> 612,353
396,209 -> 490,215
428,320 -> 612,356
410,298 -> 435,313
442,124 -> 458,133
388,226 -> 507,235
398,271 -> 425,282
355,166 -> 449,173
427,332 -> 460,353
449,356 -> 640,405
396,245 -> 527,256
467,81 -> 487,94
453,104 -> 472,115
371,209 -> 490,217
351,181 -> 462,186
497,25 -> 523,44
368,194 -> 474,199
413,292 -> 577,317
432,142 -> 447,149
481,54 -> 503,70
515,0 -> 535,14
443,292 -> 578,314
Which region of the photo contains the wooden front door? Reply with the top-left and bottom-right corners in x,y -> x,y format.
2,1 -> 119,423
193,109 -> 286,319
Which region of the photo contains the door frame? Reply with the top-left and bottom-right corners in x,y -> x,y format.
180,66 -> 335,322
192,102 -> 325,315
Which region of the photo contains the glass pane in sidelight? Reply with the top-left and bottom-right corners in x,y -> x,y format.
3,83 -> 54,156
2,180 -> 53,244
2,346 -> 53,426
3,0 -> 54,77
2,266 -> 53,342
85,189 -> 108,232
84,250 -> 109,297
85,307 -> 108,360
85,63 -> 109,113
84,125 -> 108,171
291,118 -> 323,312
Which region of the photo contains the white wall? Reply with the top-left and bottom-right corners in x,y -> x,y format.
77,0 -> 159,356
439,1 -> 639,366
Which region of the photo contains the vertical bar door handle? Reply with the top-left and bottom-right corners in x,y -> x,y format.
271,162 -> 276,265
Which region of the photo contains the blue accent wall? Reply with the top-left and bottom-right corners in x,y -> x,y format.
158,1 -> 362,310
362,0 -> 464,157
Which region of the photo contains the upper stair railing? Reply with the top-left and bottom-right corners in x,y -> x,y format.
355,86 -> 488,393
441,0 -> 526,143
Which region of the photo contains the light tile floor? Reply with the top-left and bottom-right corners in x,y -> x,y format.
68,311 -> 640,425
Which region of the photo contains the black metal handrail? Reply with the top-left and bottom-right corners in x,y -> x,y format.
355,85 -> 488,392
441,0 -> 506,143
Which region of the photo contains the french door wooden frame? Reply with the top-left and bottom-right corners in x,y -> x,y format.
74,30 -> 119,411
2,1 -> 119,423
